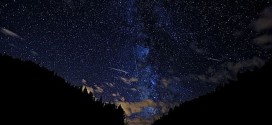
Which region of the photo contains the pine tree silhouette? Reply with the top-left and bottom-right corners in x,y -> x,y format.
0,54 -> 125,125
152,59 -> 272,125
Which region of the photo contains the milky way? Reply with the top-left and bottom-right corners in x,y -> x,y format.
1,0 -> 271,124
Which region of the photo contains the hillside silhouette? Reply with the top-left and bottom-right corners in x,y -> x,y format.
0,54 -> 125,125
153,59 -> 272,124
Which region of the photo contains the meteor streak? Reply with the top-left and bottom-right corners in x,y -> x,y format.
109,67 -> 129,74
207,57 -> 222,62
0,27 -> 24,40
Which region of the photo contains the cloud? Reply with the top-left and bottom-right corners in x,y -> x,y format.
158,102 -> 177,114
197,72 -> 227,84
116,99 -> 178,125
196,57 -> 265,83
112,93 -> 117,97
81,79 -> 94,94
94,85 -> 104,93
254,7 -> 272,32
127,117 -> 155,125
254,35 -> 272,48
120,77 -> 138,84
112,92 -> 120,97
81,79 -> 103,94
227,57 -> 265,74
159,77 -> 181,88
253,7 -> 272,48
112,92 -> 125,101
130,88 -> 137,91
82,79 -> 87,85
117,99 -> 177,116
118,100 -> 178,125
117,99 -> 157,116
120,97 -> 125,102
160,78 -> 172,88
106,82 -> 115,87
112,92 -> 124,101
0,27 -> 24,40
254,18 -> 272,32
82,85 -> 94,94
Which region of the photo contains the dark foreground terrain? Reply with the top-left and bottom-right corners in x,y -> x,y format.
1,54 -> 271,125
0,54 -> 125,125
153,59 -> 272,124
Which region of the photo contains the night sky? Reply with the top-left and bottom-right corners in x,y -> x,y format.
1,0 -> 272,124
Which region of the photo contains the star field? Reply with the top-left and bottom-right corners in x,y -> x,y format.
1,0 -> 271,124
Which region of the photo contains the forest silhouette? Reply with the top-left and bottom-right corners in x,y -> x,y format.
152,58 -> 272,124
1,54 -> 271,125
0,54 -> 125,125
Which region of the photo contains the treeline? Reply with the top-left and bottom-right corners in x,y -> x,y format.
0,54 -> 125,125
153,59 -> 272,124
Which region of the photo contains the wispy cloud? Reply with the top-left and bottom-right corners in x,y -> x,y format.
81,79 -> 94,94
127,117 -> 155,125
117,100 -> 178,125
94,85 -> 104,93
81,79 -> 103,94
112,92 -> 120,97
254,35 -> 272,48
254,7 -> 272,48
117,99 -> 157,116
106,82 -> 115,87
118,100 -> 177,116
82,79 -> 87,84
120,77 -> 138,84
254,7 -> 272,32
83,85 -> 94,94
120,97 -> 125,102
112,93 -> 117,97
196,57 -> 265,83
130,88 -> 137,91
160,78 -> 171,88
159,77 -> 181,88
82,85 -> 94,94
112,92 -> 125,101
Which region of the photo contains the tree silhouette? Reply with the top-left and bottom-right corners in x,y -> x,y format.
0,54 -> 125,125
152,59 -> 272,124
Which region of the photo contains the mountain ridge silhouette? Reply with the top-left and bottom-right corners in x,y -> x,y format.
152,58 -> 272,124
0,54 -> 125,125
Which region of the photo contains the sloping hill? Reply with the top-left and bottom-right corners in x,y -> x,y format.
0,54 -> 125,125
153,59 -> 272,124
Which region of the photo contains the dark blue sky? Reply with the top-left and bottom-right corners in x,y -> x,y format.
1,0 -> 271,124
